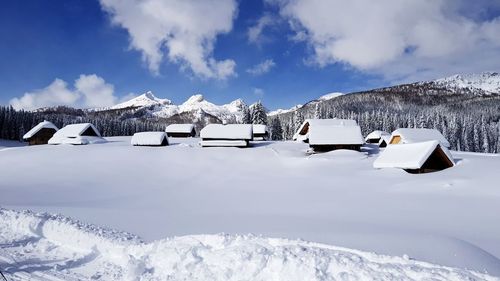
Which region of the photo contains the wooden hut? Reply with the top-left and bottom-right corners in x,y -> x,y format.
131,132 -> 169,146
378,134 -> 392,148
200,124 -> 253,147
365,130 -> 390,144
293,119 -> 358,143
165,124 -> 196,138
48,123 -> 105,145
308,124 -> 364,152
252,124 -> 269,141
373,140 -> 454,174
389,128 -> 450,148
23,121 -> 58,145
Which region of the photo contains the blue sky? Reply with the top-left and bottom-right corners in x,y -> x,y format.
1,0 -> 500,110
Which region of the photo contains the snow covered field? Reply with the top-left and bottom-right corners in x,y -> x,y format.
1,137 -> 500,279
0,139 -> 25,150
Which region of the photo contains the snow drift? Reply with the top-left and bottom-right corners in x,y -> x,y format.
0,208 -> 496,281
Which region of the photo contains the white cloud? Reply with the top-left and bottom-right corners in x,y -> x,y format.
246,59 -> 276,76
75,74 -> 116,108
10,79 -> 80,111
10,74 -> 118,110
253,88 -> 265,97
271,0 -> 500,82
99,0 -> 238,80
248,14 -> 275,44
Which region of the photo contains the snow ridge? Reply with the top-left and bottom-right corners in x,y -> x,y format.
0,208 -> 497,281
268,104 -> 303,116
268,92 -> 342,116
434,72 -> 500,94
111,91 -> 172,110
318,92 -> 344,101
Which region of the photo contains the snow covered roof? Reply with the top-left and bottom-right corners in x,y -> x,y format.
165,124 -> 195,134
309,125 -> 364,145
391,128 -> 450,148
52,123 -> 101,138
306,118 -> 357,127
373,140 -> 454,169
48,123 -> 104,145
365,130 -> 390,141
252,124 -> 268,135
293,118 -> 358,141
131,132 -> 169,146
23,121 -> 58,139
201,124 -> 253,140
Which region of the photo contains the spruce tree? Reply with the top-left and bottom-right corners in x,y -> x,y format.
270,118 -> 283,140
241,106 -> 252,124
251,101 -> 267,125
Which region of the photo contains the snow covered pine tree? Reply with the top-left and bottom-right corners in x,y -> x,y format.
252,101 -> 267,125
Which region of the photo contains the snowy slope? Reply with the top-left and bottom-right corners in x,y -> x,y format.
267,72 -> 500,118
2,138 -> 500,277
268,93 -> 342,116
433,72 -> 500,94
0,208 -> 497,281
268,104 -> 303,116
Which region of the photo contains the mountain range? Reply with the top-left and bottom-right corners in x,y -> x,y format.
273,71 -> 500,117
33,71 -> 500,126
104,92 -> 246,122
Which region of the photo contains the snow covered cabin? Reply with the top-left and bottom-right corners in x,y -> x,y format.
373,140 -> 454,174
252,124 -> 269,141
131,132 -> 169,146
308,124 -> 364,151
293,119 -> 358,142
200,124 -> 253,147
23,121 -> 58,145
365,130 -> 390,144
389,128 -> 450,148
48,123 -> 105,145
378,134 -> 392,148
165,124 -> 196,138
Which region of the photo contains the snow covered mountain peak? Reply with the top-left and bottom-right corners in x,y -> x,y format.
434,72 -> 500,94
142,91 -> 155,100
183,94 -> 205,105
111,91 -> 172,109
229,98 -> 245,108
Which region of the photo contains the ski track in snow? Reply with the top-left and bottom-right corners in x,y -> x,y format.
0,208 -> 498,281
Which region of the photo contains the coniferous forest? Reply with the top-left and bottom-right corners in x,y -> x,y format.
267,82 -> 500,153
0,106 -> 168,141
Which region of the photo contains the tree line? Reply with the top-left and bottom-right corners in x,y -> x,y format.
3,83 -> 500,154
267,83 -> 500,153
0,106 -> 168,140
